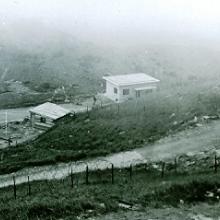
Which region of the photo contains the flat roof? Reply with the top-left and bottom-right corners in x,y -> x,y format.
103,73 -> 159,86
30,102 -> 71,120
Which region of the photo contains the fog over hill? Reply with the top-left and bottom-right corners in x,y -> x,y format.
0,0 -> 220,93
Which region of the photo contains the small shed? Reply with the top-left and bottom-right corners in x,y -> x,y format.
103,73 -> 160,103
29,102 -> 71,130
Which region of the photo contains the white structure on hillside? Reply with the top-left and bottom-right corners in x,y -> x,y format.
103,73 -> 160,103
29,102 -> 71,130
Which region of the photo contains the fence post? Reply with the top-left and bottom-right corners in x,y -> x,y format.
129,164 -> 132,180
28,176 -> 31,196
174,158 -> 177,174
161,162 -> 165,178
13,176 -> 16,199
144,163 -> 147,171
214,154 -> 218,173
86,165 -> 89,185
111,164 -> 114,184
71,168 -> 74,188
87,105 -> 89,117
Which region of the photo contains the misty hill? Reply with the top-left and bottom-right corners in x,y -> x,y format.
0,22 -> 220,94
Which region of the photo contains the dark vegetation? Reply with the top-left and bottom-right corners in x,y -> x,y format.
0,92 -> 52,109
1,161 -> 220,219
0,80 -> 52,109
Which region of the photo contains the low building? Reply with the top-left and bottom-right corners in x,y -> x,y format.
103,73 -> 160,103
29,102 -> 71,130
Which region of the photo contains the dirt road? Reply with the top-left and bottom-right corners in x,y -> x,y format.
137,120 -> 220,161
0,120 -> 220,188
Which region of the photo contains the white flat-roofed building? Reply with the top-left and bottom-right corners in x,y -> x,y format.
103,73 -> 160,103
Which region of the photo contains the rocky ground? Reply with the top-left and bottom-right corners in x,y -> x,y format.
90,204 -> 220,220
0,80 -> 51,109
0,121 -> 42,149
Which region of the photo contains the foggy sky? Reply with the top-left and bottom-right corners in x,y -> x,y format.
0,0 -> 220,43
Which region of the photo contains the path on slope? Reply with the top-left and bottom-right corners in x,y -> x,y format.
0,120 -> 220,188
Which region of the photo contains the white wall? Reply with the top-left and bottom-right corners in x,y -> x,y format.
105,81 -> 158,103
118,82 -> 158,102
105,81 -> 120,102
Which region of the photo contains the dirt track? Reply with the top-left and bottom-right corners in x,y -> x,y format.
0,120 -> 220,188
137,120 -> 220,161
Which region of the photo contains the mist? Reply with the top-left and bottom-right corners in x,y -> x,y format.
0,0 -> 220,92
1,0 -> 220,46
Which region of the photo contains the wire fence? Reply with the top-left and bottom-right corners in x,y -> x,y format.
6,154 -> 220,200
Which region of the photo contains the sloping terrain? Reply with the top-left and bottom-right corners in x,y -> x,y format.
1,83 -> 220,175
1,148 -> 220,220
0,113 -> 220,188
1,22 -> 220,95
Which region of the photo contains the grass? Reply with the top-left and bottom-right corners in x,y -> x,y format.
1,162 -> 220,219
1,86 -> 220,174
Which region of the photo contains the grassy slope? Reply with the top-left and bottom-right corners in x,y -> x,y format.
1,84 -> 220,174
1,159 -> 220,219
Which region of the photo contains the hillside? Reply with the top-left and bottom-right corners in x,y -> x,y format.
1,83 -> 220,175
1,149 -> 220,220
1,22 -> 220,96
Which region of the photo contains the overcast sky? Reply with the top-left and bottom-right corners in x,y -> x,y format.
0,0 -> 220,43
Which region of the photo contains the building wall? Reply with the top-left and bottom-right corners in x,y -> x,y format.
118,82 -> 158,102
105,81 -> 120,102
30,112 -> 54,130
105,81 -> 158,103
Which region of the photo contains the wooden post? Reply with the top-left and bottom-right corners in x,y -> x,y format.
174,158 -> 177,174
87,105 -> 89,117
111,164 -> 114,184
117,104 -> 120,114
161,162 -> 165,178
61,178 -> 65,185
129,164 -> 132,180
28,176 -> 31,196
71,168 -> 74,188
86,165 -> 89,185
13,176 -> 16,199
214,154 -> 218,173
144,163 -> 147,171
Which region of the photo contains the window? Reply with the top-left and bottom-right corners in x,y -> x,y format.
123,89 -> 130,95
136,90 -> 141,98
40,117 -> 46,123
145,89 -> 153,94
114,87 -> 118,94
